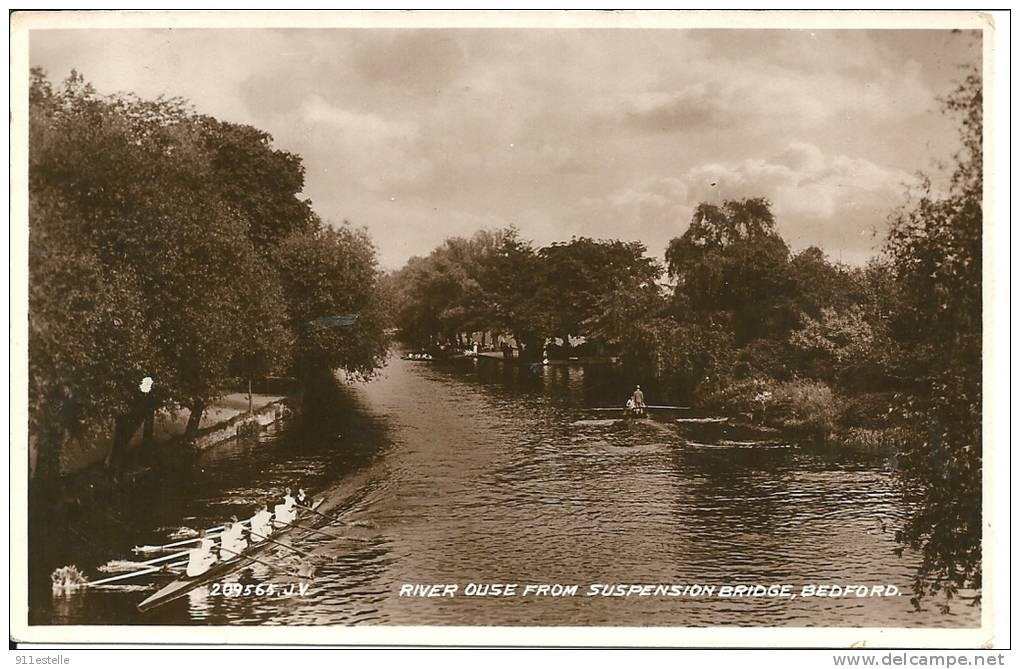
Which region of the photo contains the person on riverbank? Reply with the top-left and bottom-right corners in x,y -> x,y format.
249,502 -> 273,543
220,515 -> 247,559
631,385 -> 645,409
185,530 -> 217,577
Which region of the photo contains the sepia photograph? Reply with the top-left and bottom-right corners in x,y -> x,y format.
9,9 -> 1004,649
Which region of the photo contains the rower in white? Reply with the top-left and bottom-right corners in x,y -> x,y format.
249,502 -> 273,543
220,515 -> 248,559
274,487 -> 297,526
185,530 -> 218,578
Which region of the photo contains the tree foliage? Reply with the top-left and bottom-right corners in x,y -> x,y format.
197,118 -> 318,252
884,68 -> 983,611
666,199 -> 796,343
534,238 -> 661,342
274,225 -> 389,381
391,229 -> 664,361
29,69 -> 388,475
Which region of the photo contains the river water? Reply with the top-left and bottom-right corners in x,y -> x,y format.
32,352 -> 980,628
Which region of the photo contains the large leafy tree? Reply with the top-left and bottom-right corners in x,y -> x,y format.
29,69 -> 293,472
391,231 -> 500,346
274,224 -> 390,383
666,198 -> 796,344
885,68 -> 983,611
474,228 -> 545,360
197,118 -> 318,252
535,238 -> 662,346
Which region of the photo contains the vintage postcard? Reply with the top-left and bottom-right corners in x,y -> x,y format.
8,9 -> 1006,649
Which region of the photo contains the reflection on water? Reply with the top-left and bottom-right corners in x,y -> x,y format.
31,353 -> 980,627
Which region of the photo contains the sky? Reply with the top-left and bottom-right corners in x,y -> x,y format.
29,25 -> 981,269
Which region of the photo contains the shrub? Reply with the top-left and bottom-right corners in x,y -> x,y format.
697,376 -> 773,417
768,378 -> 838,435
700,377 -> 837,436
834,426 -> 915,455
837,392 -> 901,429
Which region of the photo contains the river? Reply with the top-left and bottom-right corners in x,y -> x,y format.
31,352 -> 980,628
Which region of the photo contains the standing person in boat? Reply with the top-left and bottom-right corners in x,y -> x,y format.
249,502 -> 273,543
219,515 -> 248,559
630,385 -> 646,415
185,530 -> 218,577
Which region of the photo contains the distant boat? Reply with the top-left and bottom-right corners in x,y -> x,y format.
401,351 -> 436,361
588,405 -> 689,413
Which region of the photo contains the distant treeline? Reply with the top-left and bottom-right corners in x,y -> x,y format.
28,70 -> 390,477
390,70 -> 982,612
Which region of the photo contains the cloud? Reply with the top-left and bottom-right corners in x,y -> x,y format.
618,33 -> 936,139
28,28 -> 975,271
622,83 -> 737,133
562,142 -> 917,264
349,30 -> 470,95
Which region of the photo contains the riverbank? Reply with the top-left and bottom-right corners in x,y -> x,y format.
31,392 -> 293,482
697,377 -> 911,456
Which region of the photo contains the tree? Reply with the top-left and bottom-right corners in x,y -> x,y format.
390,231 -> 501,347
474,228 -> 545,360
28,195 -> 161,480
790,306 -> 877,382
583,281 -> 665,362
885,67 -> 982,611
274,224 -> 389,384
789,246 -> 855,319
666,198 -> 796,343
535,238 -> 662,347
29,69 -> 292,471
197,118 -> 318,252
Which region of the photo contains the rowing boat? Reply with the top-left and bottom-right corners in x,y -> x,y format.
587,406 -> 650,419
137,499 -> 323,612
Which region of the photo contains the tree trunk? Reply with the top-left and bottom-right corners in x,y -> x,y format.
33,429 -> 63,487
142,409 -> 155,447
183,401 -> 206,443
106,411 -> 145,475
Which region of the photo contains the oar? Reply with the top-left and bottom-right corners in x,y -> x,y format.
248,530 -> 314,558
296,503 -> 375,529
286,521 -> 370,543
141,550 -> 190,566
294,503 -> 340,523
133,531 -> 226,554
102,550 -> 190,572
88,560 -> 186,587
218,546 -> 312,579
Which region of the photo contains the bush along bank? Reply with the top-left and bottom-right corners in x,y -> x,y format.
697,377 -> 918,455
